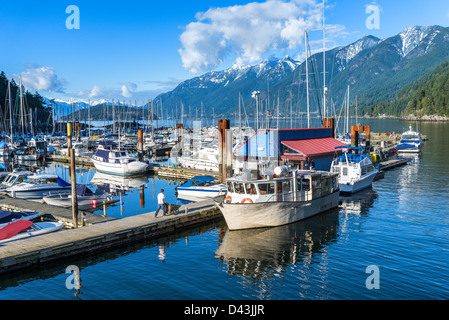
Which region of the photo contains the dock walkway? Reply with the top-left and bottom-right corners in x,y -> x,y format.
0,198 -> 221,274
0,196 -> 115,225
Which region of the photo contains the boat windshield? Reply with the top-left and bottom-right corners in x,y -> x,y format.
27,177 -> 58,184
402,134 -> 419,140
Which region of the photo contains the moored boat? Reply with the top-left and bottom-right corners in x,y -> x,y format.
0,210 -> 42,229
0,220 -> 64,244
43,184 -> 111,209
214,167 -> 339,230
90,141 -> 150,176
330,146 -> 378,194
7,174 -> 71,199
396,125 -> 423,153
176,175 -> 227,202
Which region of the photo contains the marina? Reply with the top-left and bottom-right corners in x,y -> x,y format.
0,117 -> 431,273
0,117 -> 447,300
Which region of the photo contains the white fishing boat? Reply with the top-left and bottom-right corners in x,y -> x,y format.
43,184 -> 111,209
396,125 -> 423,153
0,220 -> 64,244
176,175 -> 226,202
7,174 -> 72,199
330,146 -> 378,194
214,166 -> 339,230
0,210 -> 42,229
0,168 -> 33,191
91,141 -> 150,176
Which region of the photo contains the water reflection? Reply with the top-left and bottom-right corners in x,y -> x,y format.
215,210 -> 339,281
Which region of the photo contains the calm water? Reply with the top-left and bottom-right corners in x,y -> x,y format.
0,119 -> 448,300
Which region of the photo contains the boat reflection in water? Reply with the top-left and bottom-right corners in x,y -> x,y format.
215,188 -> 378,293
215,210 -> 340,280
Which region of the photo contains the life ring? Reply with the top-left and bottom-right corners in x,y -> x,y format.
240,198 -> 253,204
224,195 -> 232,204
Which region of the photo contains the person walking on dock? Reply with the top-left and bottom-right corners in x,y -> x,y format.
155,189 -> 166,217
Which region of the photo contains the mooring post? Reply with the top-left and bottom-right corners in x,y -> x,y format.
70,149 -> 78,228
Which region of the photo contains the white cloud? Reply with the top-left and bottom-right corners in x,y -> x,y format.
88,85 -> 102,98
121,82 -> 137,98
178,0 -> 342,73
16,65 -> 66,93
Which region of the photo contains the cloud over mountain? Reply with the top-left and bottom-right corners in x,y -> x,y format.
178,0 -> 333,74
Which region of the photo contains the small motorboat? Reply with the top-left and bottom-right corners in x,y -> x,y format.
176,175 -> 227,202
0,168 -> 33,191
0,220 -> 64,244
43,184 -> 112,209
7,174 -> 72,199
0,210 -> 42,229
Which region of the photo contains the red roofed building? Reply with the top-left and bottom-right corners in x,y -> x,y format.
236,126 -> 348,171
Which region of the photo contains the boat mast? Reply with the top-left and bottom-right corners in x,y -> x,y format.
322,0 -> 327,119
7,81 -> 13,144
305,30 -> 310,128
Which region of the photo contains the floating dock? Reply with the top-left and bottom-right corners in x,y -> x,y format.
378,158 -> 409,171
0,195 -> 116,226
0,198 -> 222,275
154,165 -> 219,180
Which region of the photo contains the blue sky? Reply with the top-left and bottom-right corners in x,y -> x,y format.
1,0 -> 449,104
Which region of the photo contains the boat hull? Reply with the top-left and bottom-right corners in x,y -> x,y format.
339,170 -> 378,194
8,186 -> 72,199
43,194 -> 109,208
216,192 -> 339,230
91,158 -> 149,176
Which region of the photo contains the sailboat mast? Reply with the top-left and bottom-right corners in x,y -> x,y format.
305,30 -> 310,128
322,0 -> 327,119
7,81 -> 13,144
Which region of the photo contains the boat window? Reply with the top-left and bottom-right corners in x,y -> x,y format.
299,178 -> 310,191
245,183 -> 256,195
342,167 -> 348,176
234,182 -> 245,194
282,181 -> 291,193
258,183 -> 275,195
227,182 -> 234,193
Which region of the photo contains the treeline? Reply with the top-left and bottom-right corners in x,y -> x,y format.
60,103 -> 157,122
0,71 -> 51,132
366,61 -> 449,117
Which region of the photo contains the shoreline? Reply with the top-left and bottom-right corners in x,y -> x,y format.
361,114 -> 449,122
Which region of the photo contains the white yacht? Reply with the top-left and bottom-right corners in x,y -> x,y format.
396,125 -> 423,153
214,166 -> 339,230
0,169 -> 33,191
91,141 -> 150,176
330,146 -> 378,194
7,174 -> 72,199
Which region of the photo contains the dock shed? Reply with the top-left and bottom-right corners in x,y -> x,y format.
236,127 -> 348,171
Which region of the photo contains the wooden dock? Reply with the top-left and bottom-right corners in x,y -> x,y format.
46,154 -> 95,168
0,195 -> 116,226
154,165 -> 219,180
378,158 -> 409,171
0,198 -> 222,274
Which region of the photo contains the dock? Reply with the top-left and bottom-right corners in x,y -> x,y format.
0,198 -> 222,274
378,158 -> 409,170
0,195 -> 116,226
154,165 -> 219,180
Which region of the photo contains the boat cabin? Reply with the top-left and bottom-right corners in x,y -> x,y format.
225,170 -> 338,204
